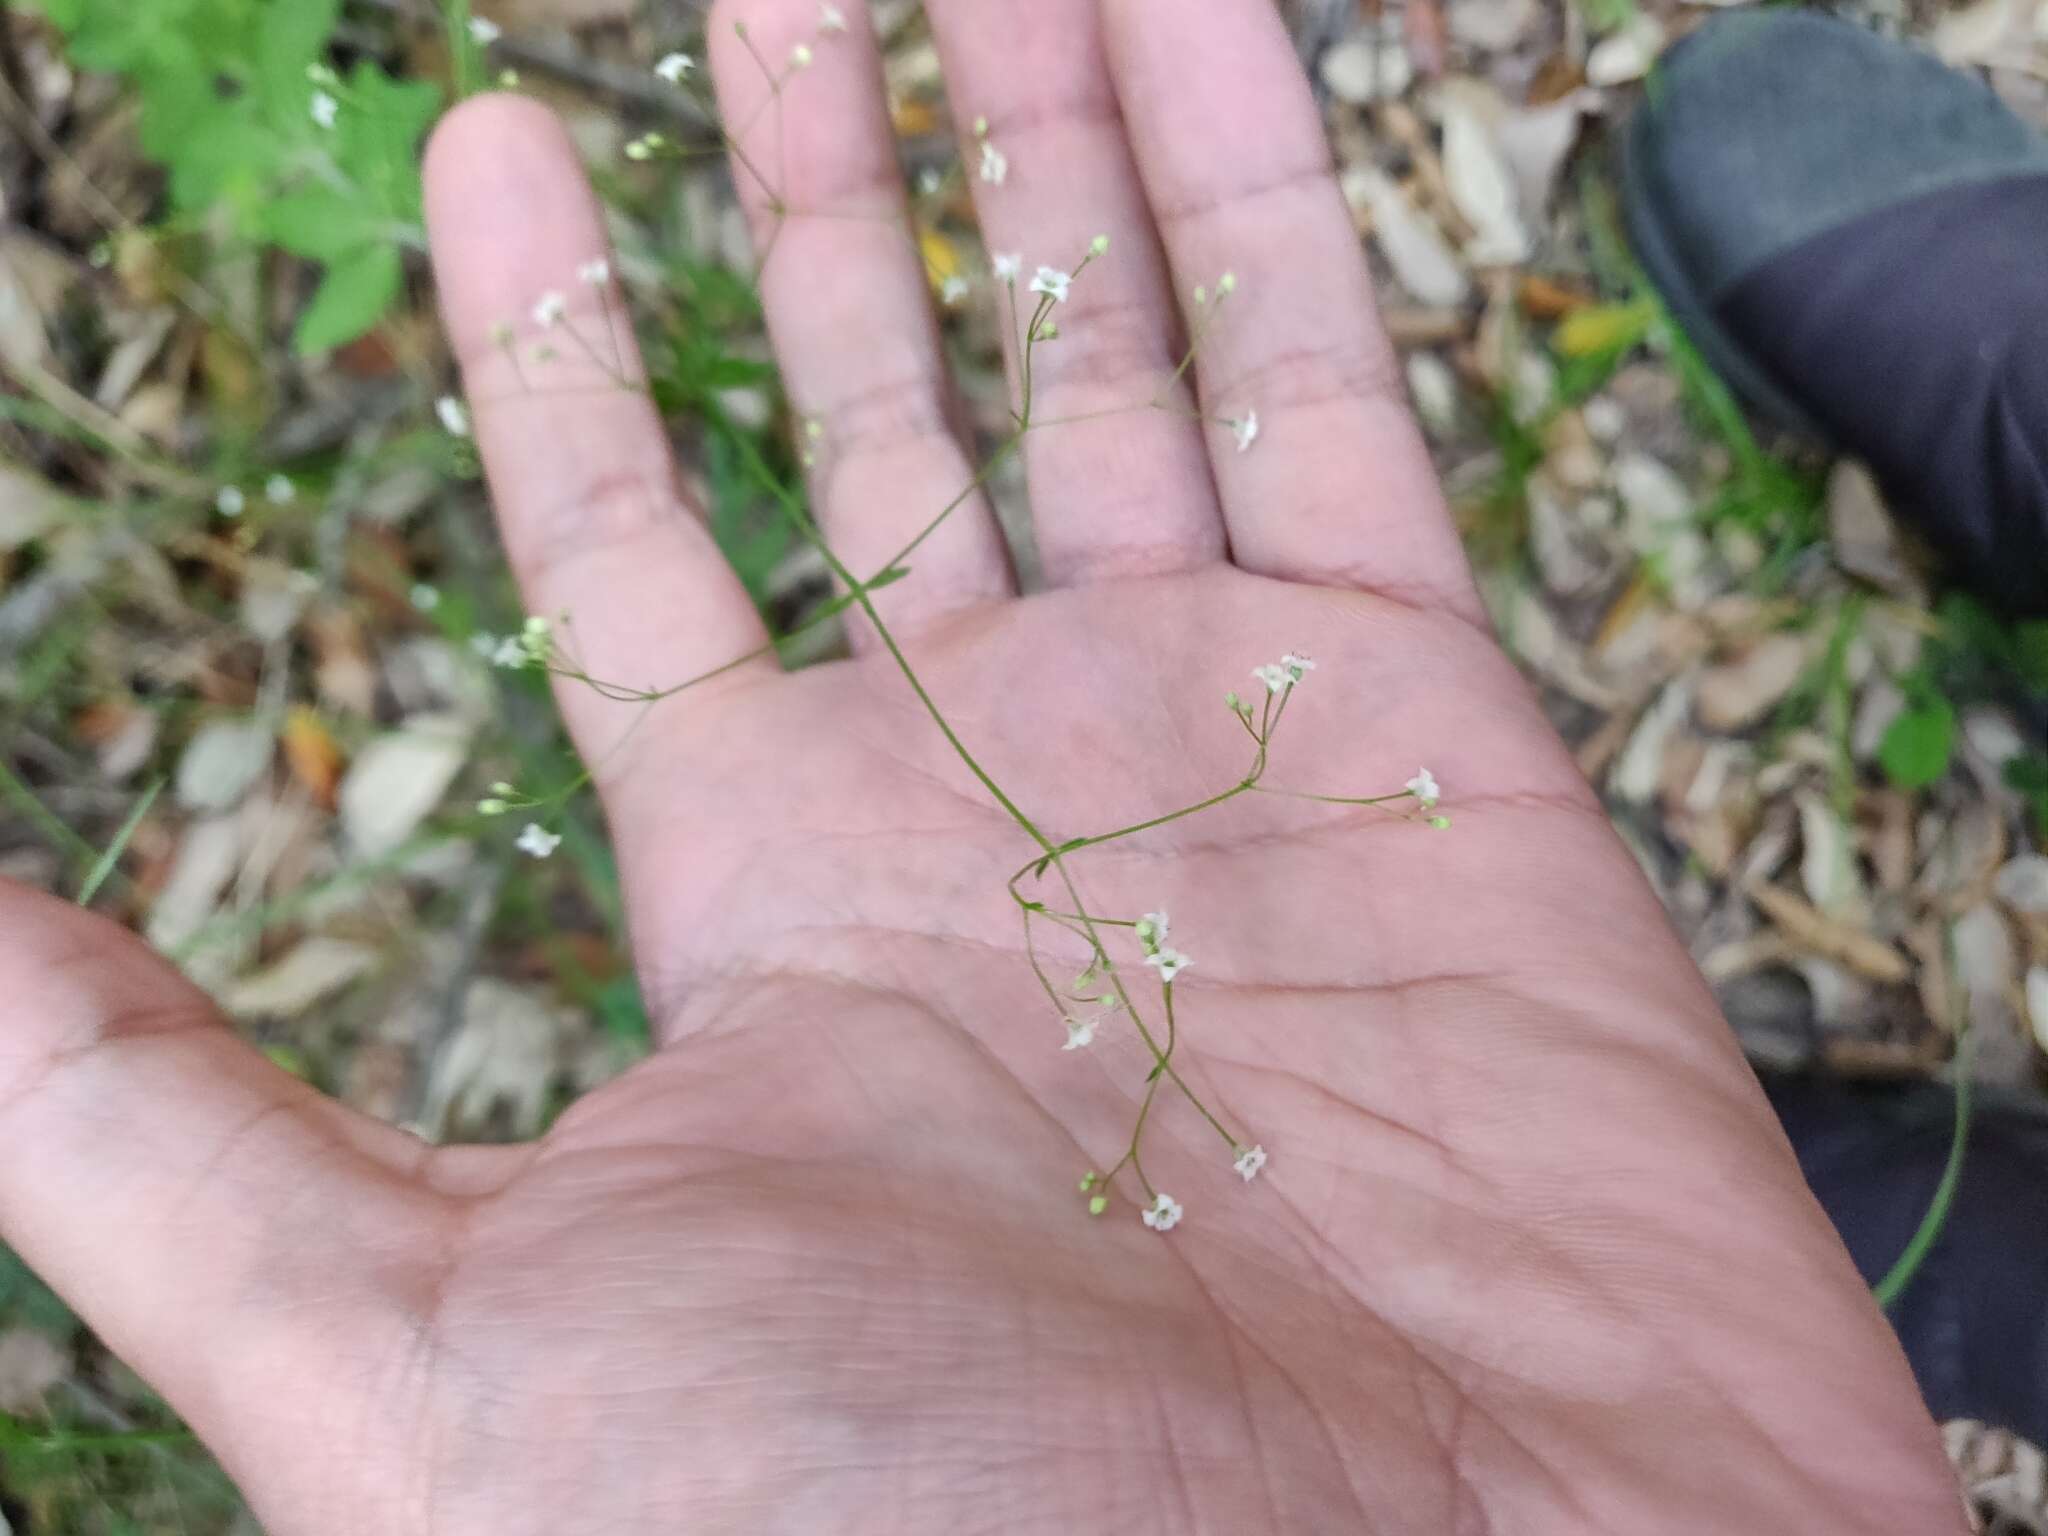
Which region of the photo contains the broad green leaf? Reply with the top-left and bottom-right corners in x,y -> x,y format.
292,244 -> 401,355
1878,695 -> 1957,791
263,189 -> 377,259
257,0 -> 342,111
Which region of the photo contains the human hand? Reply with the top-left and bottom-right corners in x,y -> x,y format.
0,1 -> 1966,1531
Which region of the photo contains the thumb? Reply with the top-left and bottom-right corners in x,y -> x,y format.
0,881 -> 473,1510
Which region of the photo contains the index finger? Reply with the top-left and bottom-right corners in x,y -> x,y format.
424,96 -> 777,780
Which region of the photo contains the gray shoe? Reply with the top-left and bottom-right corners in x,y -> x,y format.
1623,11 -> 2048,614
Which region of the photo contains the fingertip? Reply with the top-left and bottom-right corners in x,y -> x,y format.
425,93 -> 610,358
423,90 -> 576,215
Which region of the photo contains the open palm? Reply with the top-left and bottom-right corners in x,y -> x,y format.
0,1 -> 1965,1531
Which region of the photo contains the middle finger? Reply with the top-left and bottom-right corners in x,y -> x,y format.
927,0 -> 1228,586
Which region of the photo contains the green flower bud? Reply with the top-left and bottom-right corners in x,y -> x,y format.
1088,1195 -> 1108,1216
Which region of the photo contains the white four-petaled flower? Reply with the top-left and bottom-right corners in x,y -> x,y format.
215,486 -> 245,517
1029,266 -> 1071,304
578,258 -> 611,286
265,474 -> 296,505
1062,1016 -> 1096,1051
1146,947 -> 1190,983
1252,662 -> 1290,695
310,91 -> 338,129
1136,909 -> 1170,950
979,140 -> 1008,186
1233,1145 -> 1268,1183
1232,410 -> 1260,454
437,395 -> 471,437
655,52 -> 694,83
1142,1192 -> 1183,1232
532,291 -> 567,327
515,823 -> 562,859
991,252 -> 1022,282
468,16 -> 501,43
1406,767 -> 1440,808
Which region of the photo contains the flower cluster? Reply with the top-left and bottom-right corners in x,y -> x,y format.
1136,909 -> 1190,984
1251,651 -> 1315,695
476,615 -> 554,671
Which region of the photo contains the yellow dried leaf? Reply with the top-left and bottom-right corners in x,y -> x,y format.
919,228 -> 961,289
281,706 -> 345,807
892,97 -> 943,138
1553,300 -> 1655,359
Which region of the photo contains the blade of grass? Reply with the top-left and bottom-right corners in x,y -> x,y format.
76,778 -> 162,906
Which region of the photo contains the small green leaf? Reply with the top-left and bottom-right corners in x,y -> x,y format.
292,244 -> 401,355
1878,695 -> 1957,791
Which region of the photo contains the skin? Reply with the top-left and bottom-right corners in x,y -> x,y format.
0,0 -> 1969,1531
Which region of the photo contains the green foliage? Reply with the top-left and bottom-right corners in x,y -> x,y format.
32,0 -> 441,354
1875,595 -> 2048,796
649,259 -> 798,605
2006,753 -> 2048,841
1877,687 -> 1956,792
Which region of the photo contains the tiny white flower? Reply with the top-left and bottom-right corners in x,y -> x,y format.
1146,947 -> 1190,983
1136,909 -> 1170,951
310,91 -> 338,129
1280,652 -> 1316,676
789,41 -> 814,67
655,52 -> 695,83
1231,410 -> 1260,454
515,822 -> 562,859
992,251 -> 1022,282
215,486 -> 246,517
1061,1016 -> 1096,1051
470,632 -> 499,658
1406,767 -> 1440,809
532,291 -> 567,328
1141,1192 -> 1183,1232
1233,1145 -> 1268,1183
978,140 -> 1008,186
491,635 -> 529,669
1252,662 -> 1290,695
819,2 -> 848,31
265,474 -> 296,505
917,167 -> 944,196
468,16 -> 502,43
411,583 -> 441,611
1029,266 -> 1071,304
940,274 -> 969,307
578,258 -> 611,286
437,395 -> 471,437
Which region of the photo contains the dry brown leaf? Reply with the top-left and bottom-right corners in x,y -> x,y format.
1746,880 -> 1911,983
1696,633 -> 1810,733
221,937 -> 381,1021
